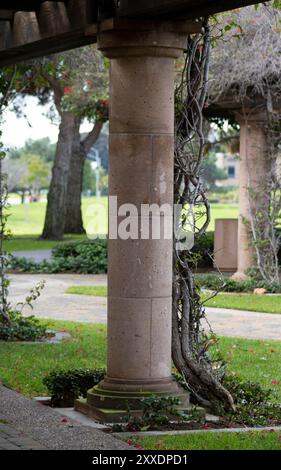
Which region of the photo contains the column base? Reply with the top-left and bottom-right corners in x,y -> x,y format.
232,271 -> 249,281
74,377 -> 191,423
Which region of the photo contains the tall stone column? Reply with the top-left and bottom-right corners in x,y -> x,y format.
233,112 -> 269,279
75,19 -> 192,422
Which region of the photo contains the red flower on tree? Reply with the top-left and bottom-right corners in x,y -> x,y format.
64,85 -> 72,95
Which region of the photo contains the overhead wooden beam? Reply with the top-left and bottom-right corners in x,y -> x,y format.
67,0 -> 98,27
100,17 -> 202,34
0,10 -> 14,20
0,21 -> 12,51
37,1 -> 70,37
115,0 -> 268,20
0,24 -> 97,67
0,1 -> 100,67
13,11 -> 41,46
0,1 -> 54,10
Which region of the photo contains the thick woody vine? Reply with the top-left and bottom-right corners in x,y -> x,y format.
172,20 -> 235,412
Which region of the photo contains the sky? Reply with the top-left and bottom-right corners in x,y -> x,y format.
1,96 -> 94,150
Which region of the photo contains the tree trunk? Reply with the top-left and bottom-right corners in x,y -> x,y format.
64,124 -> 85,234
41,112 -> 80,240
64,120 -> 103,235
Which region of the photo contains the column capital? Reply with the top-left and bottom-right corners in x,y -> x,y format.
98,18 -> 201,59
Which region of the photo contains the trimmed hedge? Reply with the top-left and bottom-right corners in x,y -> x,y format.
43,368 -> 106,406
9,239 -> 107,274
8,231 -> 280,275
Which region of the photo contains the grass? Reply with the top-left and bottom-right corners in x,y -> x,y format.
0,320 -> 107,397
65,285 -> 281,314
0,320 -> 280,398
5,198 -> 237,251
132,430 -> 281,450
202,292 -> 281,314
5,196 -> 108,251
1,320 -> 281,450
5,234 -> 87,252
65,286 -> 107,296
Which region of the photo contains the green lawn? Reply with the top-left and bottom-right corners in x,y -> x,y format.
65,285 -> 281,314
0,320 -> 107,397
65,286 -> 107,296
0,320 -> 280,398
5,196 -> 108,251
132,430 -> 281,450
202,292 -> 281,314
5,198 -> 237,251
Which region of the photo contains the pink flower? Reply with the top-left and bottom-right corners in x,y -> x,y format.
271,380 -> 280,385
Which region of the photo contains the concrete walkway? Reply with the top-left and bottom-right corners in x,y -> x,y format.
7,273 -> 281,341
12,249 -> 53,263
0,385 -> 129,450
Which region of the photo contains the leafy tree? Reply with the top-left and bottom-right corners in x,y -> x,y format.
21,153 -> 51,196
82,160 -> 108,196
3,153 -> 50,202
10,137 -> 56,163
7,46 -> 109,239
201,152 -> 228,191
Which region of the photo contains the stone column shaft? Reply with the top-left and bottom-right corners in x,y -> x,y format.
234,113 -> 270,279
75,20 -> 193,421
101,25 -> 185,392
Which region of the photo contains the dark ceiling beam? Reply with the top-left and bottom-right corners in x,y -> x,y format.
0,1 -> 59,10
0,10 -> 14,20
0,24 -> 97,67
115,0 -> 268,20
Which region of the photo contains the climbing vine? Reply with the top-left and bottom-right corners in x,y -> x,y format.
172,19 -> 234,412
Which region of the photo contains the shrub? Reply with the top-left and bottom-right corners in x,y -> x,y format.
196,273 -> 281,293
9,239 -> 108,274
43,368 -> 106,406
191,232 -> 214,268
0,311 -> 47,341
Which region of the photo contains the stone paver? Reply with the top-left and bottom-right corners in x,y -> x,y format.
0,423 -> 46,450
7,273 -> 281,340
0,385 -> 130,450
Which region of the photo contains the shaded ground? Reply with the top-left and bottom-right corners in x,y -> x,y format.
7,273 -> 281,340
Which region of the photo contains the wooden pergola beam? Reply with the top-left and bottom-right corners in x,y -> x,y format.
0,0 -> 269,66
115,0 -> 267,19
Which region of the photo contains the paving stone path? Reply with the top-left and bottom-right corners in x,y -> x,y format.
0,385 -> 129,450
8,273 -> 281,341
0,423 -> 46,450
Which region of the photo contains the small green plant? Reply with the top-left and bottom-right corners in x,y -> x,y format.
0,138 -> 47,342
43,368 -> 106,406
223,375 -> 281,426
113,396 -> 204,432
0,280 -> 47,341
